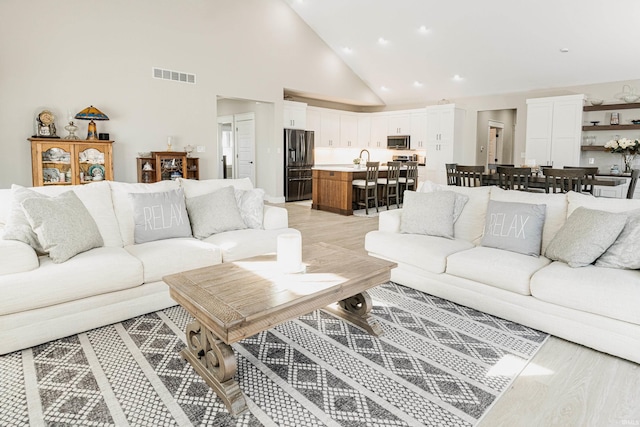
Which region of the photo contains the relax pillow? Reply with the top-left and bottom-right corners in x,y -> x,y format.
21,191 -> 104,263
480,200 -> 546,257
596,209 -> 640,269
129,188 -> 192,244
186,186 -> 247,239
400,190 -> 456,238
544,207 -> 627,268
235,188 -> 265,229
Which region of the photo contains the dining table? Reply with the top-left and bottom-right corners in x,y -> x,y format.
481,173 -> 627,189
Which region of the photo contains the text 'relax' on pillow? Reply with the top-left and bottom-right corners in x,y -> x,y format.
130,188 -> 192,244
595,208 -> 640,269
480,200 -> 546,257
186,186 -> 247,239
21,191 -> 104,263
544,207 -> 627,268
400,190 -> 456,238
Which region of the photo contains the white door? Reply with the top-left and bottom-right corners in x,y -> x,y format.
235,112 -> 256,184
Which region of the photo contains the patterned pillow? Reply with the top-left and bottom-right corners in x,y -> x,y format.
400,190 -> 456,238
595,209 -> 640,269
186,186 -> 247,239
480,200 -> 546,257
129,188 -> 192,244
235,188 -> 265,229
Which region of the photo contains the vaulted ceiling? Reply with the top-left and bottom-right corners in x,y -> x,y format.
284,0 -> 640,106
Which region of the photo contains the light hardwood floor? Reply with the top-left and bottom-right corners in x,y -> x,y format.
281,201 -> 640,427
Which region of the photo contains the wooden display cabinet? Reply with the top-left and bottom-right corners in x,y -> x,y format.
136,151 -> 199,183
30,138 -> 114,186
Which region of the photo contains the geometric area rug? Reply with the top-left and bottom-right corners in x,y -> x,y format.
0,282 -> 548,427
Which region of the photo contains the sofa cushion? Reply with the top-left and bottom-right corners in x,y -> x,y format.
480,200 -> 546,257
544,207 -> 627,268
531,262 -> 640,326
0,247 -> 143,316
22,191 -> 104,263
125,238 -> 222,283
178,177 -> 254,198
203,228 -> 301,262
567,190 -> 640,216
110,181 -> 180,247
596,209 -> 640,269
419,181 -> 491,243
130,188 -> 192,244
185,186 -> 247,239
365,230 -> 474,274
0,240 -> 39,276
400,190 -> 456,238
489,186 -> 567,253
446,246 -> 551,295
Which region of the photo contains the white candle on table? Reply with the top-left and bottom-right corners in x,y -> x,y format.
277,233 -> 303,273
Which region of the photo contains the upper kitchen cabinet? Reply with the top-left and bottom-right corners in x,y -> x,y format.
525,94 -> 584,167
410,110 -> 427,148
357,115 -> 371,147
424,104 -> 466,185
340,113 -> 359,148
283,100 -> 307,130
370,114 -> 388,148
318,109 -> 340,147
388,113 -> 411,135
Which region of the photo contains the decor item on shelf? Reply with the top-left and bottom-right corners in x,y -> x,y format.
142,161 -> 153,171
167,136 -> 173,151
631,119 -> 640,125
590,121 -> 600,126
610,112 -> 620,125
588,98 -> 604,106
63,121 -> 79,140
184,144 -> 194,157
75,106 -> 109,140
35,110 -> 59,138
615,85 -> 640,103
604,137 -> 640,173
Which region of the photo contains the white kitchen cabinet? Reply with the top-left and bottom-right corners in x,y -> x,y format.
283,100 -> 307,130
425,104 -> 465,185
410,111 -> 427,148
340,113 -> 359,148
318,109 -> 340,147
525,94 -> 584,167
357,115 -> 371,147
370,114 -> 388,148
388,113 -> 411,135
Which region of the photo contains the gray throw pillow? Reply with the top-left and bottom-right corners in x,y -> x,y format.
400,190 -> 456,238
3,187 -> 48,253
186,186 -> 248,239
595,208 -> 640,269
544,207 -> 627,268
235,188 -> 265,229
130,188 -> 192,244
481,200 -> 546,257
21,191 -> 104,263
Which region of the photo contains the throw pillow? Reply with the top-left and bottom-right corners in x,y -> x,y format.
544,207 -> 627,268
186,186 -> 248,239
595,208 -> 640,269
129,188 -> 192,244
21,191 -> 104,263
400,190 -> 456,238
235,188 -> 265,229
480,200 -> 547,257
2,187 -> 48,252
418,180 -> 469,223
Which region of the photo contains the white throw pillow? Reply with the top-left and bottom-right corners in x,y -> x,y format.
21,191 -> 104,263
186,186 -> 248,239
235,188 -> 265,229
596,208 -> 640,269
178,177 -> 254,198
2,187 -> 48,252
400,190 -> 456,238
130,188 -> 192,244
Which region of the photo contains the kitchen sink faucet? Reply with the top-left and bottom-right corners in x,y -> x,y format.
359,149 -> 370,164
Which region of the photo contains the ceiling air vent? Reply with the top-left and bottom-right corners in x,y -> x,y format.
152,67 -> 196,84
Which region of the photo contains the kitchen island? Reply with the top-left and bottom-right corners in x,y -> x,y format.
312,165 -> 407,216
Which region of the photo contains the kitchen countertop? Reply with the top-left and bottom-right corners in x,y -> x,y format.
313,163 -> 425,172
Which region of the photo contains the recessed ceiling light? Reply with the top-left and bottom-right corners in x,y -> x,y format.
560,47 -> 570,53
342,46 -> 353,54
378,37 -> 389,45
413,81 -> 423,87
380,86 -> 389,91
453,74 -> 464,81
418,25 -> 430,34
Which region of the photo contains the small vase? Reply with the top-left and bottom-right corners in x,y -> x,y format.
623,154 -> 636,173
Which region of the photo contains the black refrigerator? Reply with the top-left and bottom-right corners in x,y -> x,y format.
284,129 -> 314,202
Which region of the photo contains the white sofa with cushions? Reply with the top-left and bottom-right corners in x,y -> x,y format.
0,178 -> 298,355
365,183 -> 640,364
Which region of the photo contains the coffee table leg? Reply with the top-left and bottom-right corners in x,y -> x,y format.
181,320 -> 248,416
325,291 -> 383,336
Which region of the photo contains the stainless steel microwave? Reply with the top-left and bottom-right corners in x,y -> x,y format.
387,135 -> 410,149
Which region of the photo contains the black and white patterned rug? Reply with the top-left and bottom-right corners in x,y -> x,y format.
0,282 -> 548,426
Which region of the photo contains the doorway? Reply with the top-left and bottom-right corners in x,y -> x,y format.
217,116 -> 234,179
476,109 -> 517,169
487,120 -> 504,170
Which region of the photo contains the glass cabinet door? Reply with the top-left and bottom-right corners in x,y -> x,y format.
41,145 -> 72,185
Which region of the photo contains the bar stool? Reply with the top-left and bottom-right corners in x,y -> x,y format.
377,161 -> 400,210
398,161 -> 418,203
445,163 -> 458,185
352,161 -> 379,214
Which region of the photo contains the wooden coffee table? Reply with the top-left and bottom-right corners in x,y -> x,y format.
163,242 -> 396,415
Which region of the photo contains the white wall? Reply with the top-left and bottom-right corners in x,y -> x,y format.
0,0 -> 379,198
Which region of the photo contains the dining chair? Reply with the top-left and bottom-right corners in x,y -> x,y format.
542,168 -> 585,193
352,161 -> 379,214
564,166 -> 598,194
445,163 -> 458,185
377,161 -> 400,210
455,165 -> 485,187
398,161 -> 418,202
488,163 -> 514,174
627,168 -> 640,199
496,166 -> 532,191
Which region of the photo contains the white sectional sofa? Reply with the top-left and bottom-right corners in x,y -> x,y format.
0,178 -> 298,355
365,183 -> 640,364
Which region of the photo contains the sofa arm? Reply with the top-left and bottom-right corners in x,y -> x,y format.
0,239 -> 39,276
378,209 -> 402,233
263,205 -> 289,230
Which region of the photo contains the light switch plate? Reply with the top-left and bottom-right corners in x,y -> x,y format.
196,146 -> 205,152
589,158 -> 595,164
